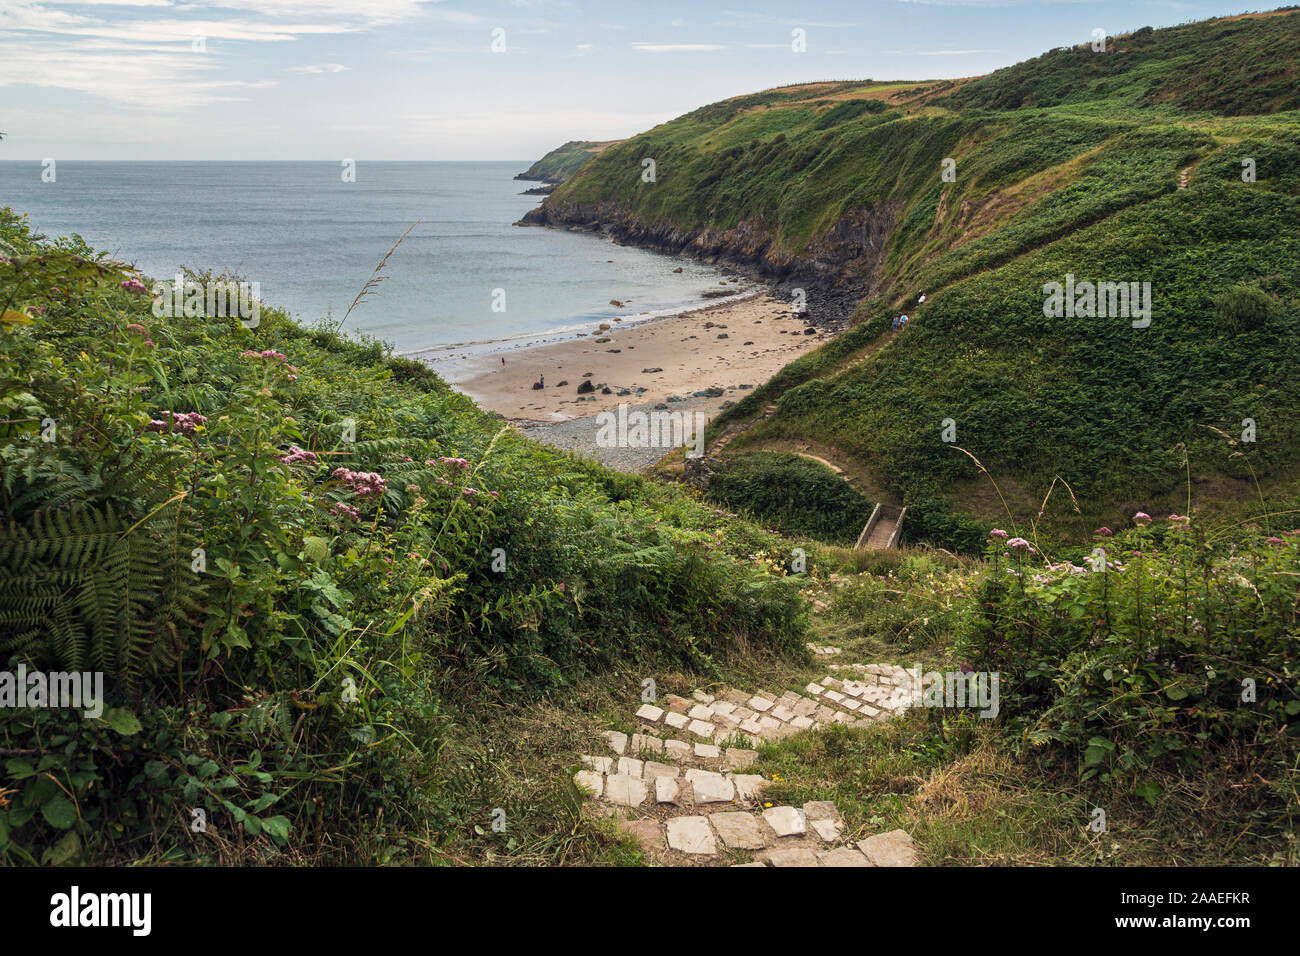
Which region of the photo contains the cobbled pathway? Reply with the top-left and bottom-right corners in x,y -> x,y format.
574,650 -> 921,866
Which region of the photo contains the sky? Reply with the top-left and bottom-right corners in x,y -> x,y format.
0,0 -> 1279,160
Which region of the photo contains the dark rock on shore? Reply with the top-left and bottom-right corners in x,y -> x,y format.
517,196 -> 895,331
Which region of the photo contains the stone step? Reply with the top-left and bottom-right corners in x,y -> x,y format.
600,729 -> 761,770
572,664 -> 925,867
807,643 -> 843,656
602,797 -> 920,867
630,684 -> 883,747
575,762 -> 767,810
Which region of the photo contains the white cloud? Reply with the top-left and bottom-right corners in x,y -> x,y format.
720,10 -> 855,28
0,39 -> 277,107
175,1 -> 477,26
632,43 -> 723,52
287,62 -> 349,72
0,0 -> 472,109
48,0 -> 173,5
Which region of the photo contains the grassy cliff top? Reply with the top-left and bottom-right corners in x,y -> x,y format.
540,8 -> 1300,548
516,139 -> 623,183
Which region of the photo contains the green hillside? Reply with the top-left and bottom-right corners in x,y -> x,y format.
515,139 -> 621,183
536,9 -> 1300,549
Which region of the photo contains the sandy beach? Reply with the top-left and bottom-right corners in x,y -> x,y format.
448,291 -> 830,423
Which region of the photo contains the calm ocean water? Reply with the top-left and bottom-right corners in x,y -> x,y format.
0,161 -> 731,363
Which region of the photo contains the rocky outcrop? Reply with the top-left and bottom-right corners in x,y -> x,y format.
683,454 -> 719,492
518,198 -> 899,329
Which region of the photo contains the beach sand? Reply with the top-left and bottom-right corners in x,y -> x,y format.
452,292 -> 829,423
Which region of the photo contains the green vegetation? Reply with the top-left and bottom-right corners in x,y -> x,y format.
963,524 -> 1298,805
4,9 -> 1297,869
763,529 -> 1299,865
0,209 -> 807,864
516,139 -> 620,183
705,451 -> 874,545
935,12 -> 1300,116
544,9 -> 1300,551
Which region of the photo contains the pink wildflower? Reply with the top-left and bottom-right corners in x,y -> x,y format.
145,410 -> 206,436
241,349 -> 294,377
330,502 -> 361,521
278,444 -> 318,465
124,323 -> 155,347
331,467 -> 386,499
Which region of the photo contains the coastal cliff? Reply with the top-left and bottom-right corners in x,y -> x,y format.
514,139 -> 622,184
519,198 -> 893,328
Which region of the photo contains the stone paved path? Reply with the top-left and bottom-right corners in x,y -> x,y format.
574,664 -> 921,866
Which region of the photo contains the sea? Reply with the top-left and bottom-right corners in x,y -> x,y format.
0,160 -> 737,380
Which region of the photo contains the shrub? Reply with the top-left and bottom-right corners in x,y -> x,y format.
957,518 -> 1300,813
1213,282 -> 1280,332
706,452 -> 874,544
